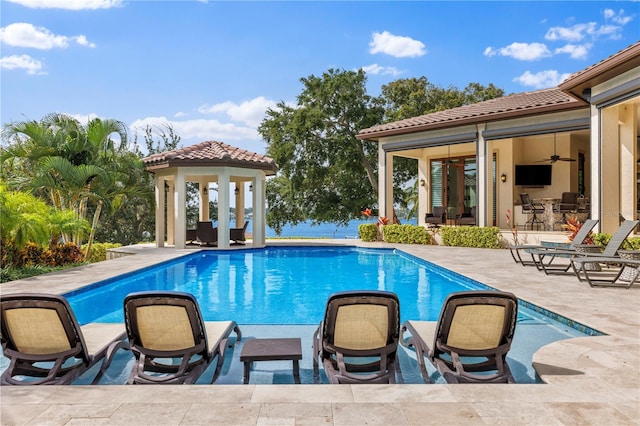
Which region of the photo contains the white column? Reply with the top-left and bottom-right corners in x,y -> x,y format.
377,143 -> 387,219
174,171 -> 186,249
418,158 -> 428,225
476,127 -> 487,227
155,176 -> 165,247
167,180 -> 175,245
218,172 -> 230,249
590,104 -> 602,232
252,176 -> 266,247
236,182 -> 245,227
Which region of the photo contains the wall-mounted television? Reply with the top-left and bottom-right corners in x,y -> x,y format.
515,164 -> 552,186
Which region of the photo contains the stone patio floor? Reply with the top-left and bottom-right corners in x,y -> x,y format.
1,240 -> 638,425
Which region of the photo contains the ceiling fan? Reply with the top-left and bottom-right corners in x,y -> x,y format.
536,134 -> 576,163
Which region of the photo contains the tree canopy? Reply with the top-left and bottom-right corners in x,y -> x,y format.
258,70 -> 504,234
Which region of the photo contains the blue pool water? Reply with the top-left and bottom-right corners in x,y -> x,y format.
3,246 -> 601,384
68,247 -> 478,325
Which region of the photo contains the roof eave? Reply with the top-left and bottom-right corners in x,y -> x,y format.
356,101 -> 587,141
558,44 -> 640,98
144,160 -> 278,174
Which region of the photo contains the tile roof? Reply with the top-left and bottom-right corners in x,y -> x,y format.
357,88 -> 586,140
142,140 -> 277,174
559,41 -> 640,98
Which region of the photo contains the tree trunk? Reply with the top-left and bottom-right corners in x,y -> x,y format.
84,200 -> 102,261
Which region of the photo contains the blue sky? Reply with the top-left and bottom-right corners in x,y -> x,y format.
1,0 -> 638,155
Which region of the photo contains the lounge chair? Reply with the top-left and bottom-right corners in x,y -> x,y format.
566,220 -> 640,287
509,218 -> 598,268
313,290 -> 401,384
401,290 -> 518,384
123,291 -> 242,384
230,221 -> 249,245
196,221 -> 218,246
0,293 -> 128,385
531,219 -> 638,276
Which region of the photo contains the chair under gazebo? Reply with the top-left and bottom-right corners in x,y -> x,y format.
142,141 -> 278,249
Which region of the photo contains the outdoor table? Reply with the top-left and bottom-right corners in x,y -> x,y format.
240,338 -> 302,384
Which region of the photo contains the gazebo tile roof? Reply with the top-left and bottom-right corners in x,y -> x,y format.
142,140 -> 277,173
356,88 -> 585,139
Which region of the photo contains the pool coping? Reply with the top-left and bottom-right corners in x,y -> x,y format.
1,240 -> 639,424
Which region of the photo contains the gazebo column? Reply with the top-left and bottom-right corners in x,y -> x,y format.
200,180 -> 210,221
174,171 -> 187,249
218,172 -> 230,249
155,176 -> 165,248
235,182 -> 245,227
252,176 -> 265,247
167,180 -> 175,245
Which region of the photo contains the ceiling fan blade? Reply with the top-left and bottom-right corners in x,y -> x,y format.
558,158 -> 576,162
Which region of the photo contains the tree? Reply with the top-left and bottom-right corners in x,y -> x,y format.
95,123 -> 183,245
258,69 -> 385,233
2,113 -> 145,256
381,78 -> 505,122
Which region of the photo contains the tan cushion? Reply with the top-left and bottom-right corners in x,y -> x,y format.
334,304 -> 388,350
137,305 -> 195,350
5,308 -> 71,354
446,305 -> 505,350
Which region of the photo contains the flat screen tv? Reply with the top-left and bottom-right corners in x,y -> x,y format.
515,164 -> 552,186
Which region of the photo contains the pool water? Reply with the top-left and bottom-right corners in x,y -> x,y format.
2,246 -> 599,384
67,247 -> 515,324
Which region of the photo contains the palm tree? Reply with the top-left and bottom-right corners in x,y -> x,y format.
2,114 -> 144,259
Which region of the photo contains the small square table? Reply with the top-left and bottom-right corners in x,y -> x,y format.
239,338 -> 302,384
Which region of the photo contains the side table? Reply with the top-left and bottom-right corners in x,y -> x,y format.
240,338 -> 302,384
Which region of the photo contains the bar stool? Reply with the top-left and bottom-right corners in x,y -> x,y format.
553,192 -> 578,230
520,193 -> 545,230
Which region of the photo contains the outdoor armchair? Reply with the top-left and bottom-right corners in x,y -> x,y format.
1,293 -> 127,385
313,290 -> 401,384
401,290 -> 518,384
124,291 -> 241,384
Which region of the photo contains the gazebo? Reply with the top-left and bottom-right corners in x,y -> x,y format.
142,141 -> 278,249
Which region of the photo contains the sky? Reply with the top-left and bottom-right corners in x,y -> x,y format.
1,0 -> 638,156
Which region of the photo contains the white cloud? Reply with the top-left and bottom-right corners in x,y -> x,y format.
545,23 -> 596,42
554,43 -> 591,60
604,8 -> 633,26
0,23 -> 95,49
198,96 -> 276,127
484,42 -> 551,61
513,70 -> 572,89
130,116 -> 259,143
174,111 -> 187,118
369,31 -> 426,58
6,0 -> 122,9
361,63 -> 402,77
0,54 -> 44,74
545,9 -> 632,43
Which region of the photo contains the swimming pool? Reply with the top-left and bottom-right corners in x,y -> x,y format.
2,246 -> 602,384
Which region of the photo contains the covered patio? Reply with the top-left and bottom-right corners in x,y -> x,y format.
142,141 -> 277,249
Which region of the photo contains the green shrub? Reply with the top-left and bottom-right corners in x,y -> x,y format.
440,226 -> 502,248
82,242 -> 122,263
592,233 -> 640,250
382,224 -> 430,245
358,223 -> 379,242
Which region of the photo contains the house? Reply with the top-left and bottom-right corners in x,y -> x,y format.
357,42 -> 639,234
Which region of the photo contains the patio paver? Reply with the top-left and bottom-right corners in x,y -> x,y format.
1,240 -> 638,425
